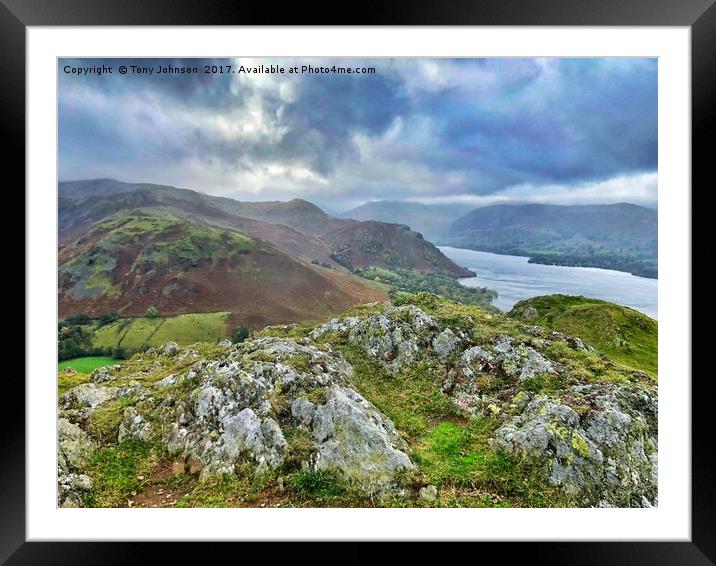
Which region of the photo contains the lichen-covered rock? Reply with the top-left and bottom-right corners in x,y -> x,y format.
155,374 -> 178,389
165,337 -> 354,477
310,316 -> 360,339
442,335 -> 555,414
298,386 -> 414,491
176,348 -> 200,363
491,385 -> 657,507
117,407 -> 153,443
217,339 -> 233,348
58,418 -> 95,507
491,336 -> 554,380
220,408 -> 287,472
314,305 -> 439,372
61,382 -> 119,410
432,328 -> 463,361
419,484 -> 438,502
163,341 -> 181,357
90,366 -> 115,383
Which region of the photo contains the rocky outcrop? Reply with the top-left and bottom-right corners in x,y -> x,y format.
58,418 -> 95,507
161,337 -> 411,488
117,407 -> 153,443
291,386 -> 414,491
308,301 -> 658,506
492,385 -> 657,507
57,300 -> 658,508
312,304 -> 469,372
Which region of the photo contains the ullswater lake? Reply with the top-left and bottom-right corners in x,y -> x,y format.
439,246 -> 658,320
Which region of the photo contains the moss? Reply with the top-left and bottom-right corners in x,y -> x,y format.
284,354 -> 313,374
257,322 -> 316,339
303,387 -> 327,405
249,351 -> 275,363
571,432 -> 591,459
281,428 -> 315,473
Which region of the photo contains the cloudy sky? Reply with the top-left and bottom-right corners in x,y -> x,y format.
59,57 -> 657,212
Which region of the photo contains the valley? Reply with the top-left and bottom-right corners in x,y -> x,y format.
57,180 -> 659,510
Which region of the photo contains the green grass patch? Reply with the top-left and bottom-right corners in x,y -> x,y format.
413,418 -> 566,507
58,356 -> 119,374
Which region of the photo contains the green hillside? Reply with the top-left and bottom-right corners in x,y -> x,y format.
92,312 -> 232,352
509,295 -> 657,378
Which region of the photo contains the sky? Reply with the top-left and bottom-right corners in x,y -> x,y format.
59,57 -> 657,212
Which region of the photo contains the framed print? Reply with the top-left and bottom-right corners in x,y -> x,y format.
8,0 -> 712,562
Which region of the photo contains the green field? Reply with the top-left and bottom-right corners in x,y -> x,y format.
58,356 -> 119,374
92,311 -> 231,352
509,295 -> 657,378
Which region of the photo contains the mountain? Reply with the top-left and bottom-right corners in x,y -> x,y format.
59,180 -> 471,277
509,294 -> 658,377
340,200 -> 475,241
58,292 -> 657,508
58,208 -> 386,327
444,203 -> 657,278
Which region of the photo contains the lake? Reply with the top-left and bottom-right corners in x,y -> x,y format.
439,246 -> 658,320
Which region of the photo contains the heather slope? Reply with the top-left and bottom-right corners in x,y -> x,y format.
58,209 -> 386,326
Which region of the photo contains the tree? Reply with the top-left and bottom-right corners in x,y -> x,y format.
145,306 -> 160,318
231,325 -> 250,344
98,311 -> 120,326
111,346 -> 129,360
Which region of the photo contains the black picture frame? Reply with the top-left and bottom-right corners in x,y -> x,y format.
7,1 -> 710,563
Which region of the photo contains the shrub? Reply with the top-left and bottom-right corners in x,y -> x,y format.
231,325 -> 250,344
145,306 -> 160,318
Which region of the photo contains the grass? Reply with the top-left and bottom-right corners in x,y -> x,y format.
58,356 -> 119,374
84,440 -> 158,508
337,343 -> 459,439
93,311 -> 231,352
509,294 -> 657,378
58,369 -> 91,397
413,418 -> 565,507
86,396 -> 139,444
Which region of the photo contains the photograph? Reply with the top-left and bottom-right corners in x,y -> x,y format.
56,56 -> 659,510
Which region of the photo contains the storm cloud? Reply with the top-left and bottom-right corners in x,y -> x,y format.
59,57 -> 657,211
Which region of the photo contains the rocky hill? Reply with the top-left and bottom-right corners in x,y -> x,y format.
58,208 -> 386,326
444,203 -> 658,278
59,293 -> 657,508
